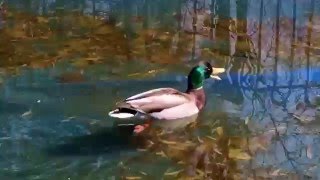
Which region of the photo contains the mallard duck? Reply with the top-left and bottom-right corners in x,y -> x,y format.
108,62 -> 225,133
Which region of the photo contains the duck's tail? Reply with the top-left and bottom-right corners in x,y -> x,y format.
108,108 -> 138,119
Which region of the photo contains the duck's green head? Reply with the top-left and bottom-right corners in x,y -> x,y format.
187,62 -> 225,90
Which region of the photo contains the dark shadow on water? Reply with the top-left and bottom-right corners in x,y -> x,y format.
46,125 -> 141,156
0,100 -> 29,114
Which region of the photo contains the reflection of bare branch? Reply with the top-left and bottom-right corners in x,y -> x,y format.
240,84 -> 320,92
282,0 -> 296,110
248,26 -> 258,37
268,113 -> 299,173
184,1 -> 193,16
269,0 -> 285,107
272,0 -> 280,93
191,0 -> 197,61
261,22 -> 275,65
244,85 -> 300,172
257,0 -> 263,73
182,3 -> 188,27
209,0 -> 216,39
305,0 -> 315,104
186,0 -> 205,11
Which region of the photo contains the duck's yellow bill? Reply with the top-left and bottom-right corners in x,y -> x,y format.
210,67 -> 225,80
212,67 -> 225,74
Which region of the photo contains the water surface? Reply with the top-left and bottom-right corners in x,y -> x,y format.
1,0 -> 320,179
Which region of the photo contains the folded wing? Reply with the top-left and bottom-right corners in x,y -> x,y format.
119,88 -> 191,113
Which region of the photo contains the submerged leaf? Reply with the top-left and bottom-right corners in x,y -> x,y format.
196,169 -> 205,177
213,148 -> 222,155
245,117 -> 250,125
158,139 -> 177,145
216,126 -> 223,136
197,136 -> 204,143
21,109 -> 32,118
306,144 -> 313,159
229,149 -> 251,160
139,171 -> 148,176
177,161 -> 185,165
205,135 -> 216,141
270,169 -> 281,176
125,176 -> 142,180
155,151 -> 167,158
164,169 -> 183,176
37,16 -> 49,23
137,148 -> 147,152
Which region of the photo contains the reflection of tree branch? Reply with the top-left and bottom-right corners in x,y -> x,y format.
246,137 -> 257,179
191,0 -> 197,61
186,0 -> 205,11
209,0 -> 216,39
265,23 -> 287,107
92,0 -> 96,18
244,84 -> 300,172
261,22 -> 275,65
268,113 -> 299,173
248,26 -> 258,38
281,0 -> 296,110
258,0 -> 264,73
271,0 -> 280,106
243,78 -> 302,174
182,2 -> 188,27
240,84 -> 320,91
305,0 -> 315,104
143,0 -> 151,60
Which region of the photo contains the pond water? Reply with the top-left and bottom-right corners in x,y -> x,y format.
1,0 -> 320,179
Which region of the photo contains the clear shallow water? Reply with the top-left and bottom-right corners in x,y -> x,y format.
1,0 -> 320,179
0,63 -> 224,179
1,63 -> 320,179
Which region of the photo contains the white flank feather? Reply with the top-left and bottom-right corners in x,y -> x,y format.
108,110 -> 135,119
